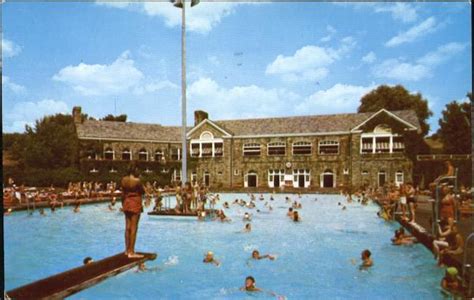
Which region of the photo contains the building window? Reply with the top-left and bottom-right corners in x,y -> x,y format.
375,137 -> 390,153
292,141 -> 312,155
109,167 -> 117,173
267,142 -> 286,156
138,148 -> 148,161
319,140 -> 339,155
292,169 -> 311,188
122,148 -> 132,160
190,132 -> 224,158
104,148 -> 114,160
361,137 -> 373,154
234,169 -> 240,176
395,171 -> 404,186
243,143 -> 261,156
362,170 -> 368,176
171,148 -> 181,161
155,150 -> 164,162
89,167 -> 99,173
172,169 -> 182,182
361,125 -> 404,154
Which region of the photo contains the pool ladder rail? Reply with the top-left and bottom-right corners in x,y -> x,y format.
5,252 -> 157,299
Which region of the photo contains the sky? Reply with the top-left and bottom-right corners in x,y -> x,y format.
2,1 -> 472,134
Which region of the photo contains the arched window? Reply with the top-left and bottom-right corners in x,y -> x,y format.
122,148 -> 132,160
138,148 -> 148,161
200,131 -> 214,140
267,142 -> 286,156
292,141 -> 312,155
319,140 -> 339,155
155,149 -> 164,162
86,149 -> 96,160
104,148 -> 114,160
243,143 -> 261,156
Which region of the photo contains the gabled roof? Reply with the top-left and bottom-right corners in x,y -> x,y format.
350,109 -> 418,132
75,110 -> 420,142
76,120 -> 187,142
214,110 -> 419,137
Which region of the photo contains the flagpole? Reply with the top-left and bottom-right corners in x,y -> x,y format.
181,0 -> 187,184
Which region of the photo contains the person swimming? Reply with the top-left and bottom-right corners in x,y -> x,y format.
287,207 -> 294,217
440,267 -> 462,296
243,223 -> 252,232
40,208 -> 46,216
251,250 -> 275,260
240,276 -> 261,292
203,251 -> 220,266
293,211 -> 300,222
243,212 -> 251,221
360,249 -> 373,269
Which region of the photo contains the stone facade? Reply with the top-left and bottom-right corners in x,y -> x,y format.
74,106 -> 419,190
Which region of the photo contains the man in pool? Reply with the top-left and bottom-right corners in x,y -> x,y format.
251,250 -> 275,260
287,207 -> 294,217
241,276 -> 261,292
360,249 -> 373,268
203,251 -> 220,266
292,211 -> 300,222
243,223 -> 252,232
243,212 -> 251,221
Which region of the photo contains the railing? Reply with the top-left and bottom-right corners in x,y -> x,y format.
417,154 -> 471,161
463,233 -> 474,297
432,169 -> 458,236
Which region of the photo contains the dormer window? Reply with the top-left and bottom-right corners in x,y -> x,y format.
190,131 -> 224,158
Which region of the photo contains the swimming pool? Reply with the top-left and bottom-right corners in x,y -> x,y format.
4,193 -> 444,299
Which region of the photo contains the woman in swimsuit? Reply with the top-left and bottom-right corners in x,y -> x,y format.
121,164 -> 145,258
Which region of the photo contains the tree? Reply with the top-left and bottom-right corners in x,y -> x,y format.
358,85 -> 433,136
437,95 -> 471,154
22,114 -> 79,169
101,114 -> 127,122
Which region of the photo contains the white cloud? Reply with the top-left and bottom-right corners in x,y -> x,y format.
188,77 -> 301,119
266,38 -> 356,83
96,1 -> 259,34
2,38 -> 22,58
385,17 -> 438,47
4,99 -> 69,132
134,80 -> 178,95
417,42 -> 466,66
375,3 -> 417,23
295,83 -> 376,114
2,76 -> 27,94
320,25 -> 337,43
372,59 -> 431,81
362,51 -> 376,64
53,51 -> 143,96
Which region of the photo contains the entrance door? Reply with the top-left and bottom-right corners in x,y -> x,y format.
274,175 -> 280,188
298,175 -> 305,188
204,173 -> 210,187
323,174 -> 333,187
248,174 -> 257,187
378,172 -> 386,187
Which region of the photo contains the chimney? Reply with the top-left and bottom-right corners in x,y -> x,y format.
194,110 -> 208,126
72,106 -> 82,124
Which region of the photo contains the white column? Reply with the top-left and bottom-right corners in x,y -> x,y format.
372,136 -> 376,153
199,143 -> 202,158
389,135 -> 393,153
212,142 -> 215,157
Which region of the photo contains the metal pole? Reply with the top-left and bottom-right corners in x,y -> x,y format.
181,0 -> 187,184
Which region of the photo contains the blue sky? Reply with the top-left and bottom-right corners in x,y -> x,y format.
2,1 -> 471,134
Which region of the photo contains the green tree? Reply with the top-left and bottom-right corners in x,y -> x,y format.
437,95 -> 471,154
358,85 -> 433,136
22,114 -> 79,169
101,114 -> 127,122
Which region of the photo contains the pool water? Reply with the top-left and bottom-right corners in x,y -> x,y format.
4,193 -> 445,299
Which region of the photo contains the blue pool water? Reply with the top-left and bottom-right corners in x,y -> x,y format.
4,193 -> 445,299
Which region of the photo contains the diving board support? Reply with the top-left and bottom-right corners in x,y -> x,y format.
6,252 -> 157,299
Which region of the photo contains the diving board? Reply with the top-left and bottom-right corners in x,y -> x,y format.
6,252 -> 157,299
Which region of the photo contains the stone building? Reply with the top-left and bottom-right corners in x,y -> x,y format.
73,106 -> 420,190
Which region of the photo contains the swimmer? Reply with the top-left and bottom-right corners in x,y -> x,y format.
243,223 -> 252,232
441,267 -> 462,295
40,208 -> 46,216
270,195 -> 274,201
108,204 -> 116,211
293,211 -> 300,222
251,250 -> 275,260
287,207 -> 294,217
135,262 -> 160,273
360,249 -> 373,268
342,206 -> 347,210
314,197 -> 318,202
240,276 -> 261,292
73,203 -> 80,213
223,202 -> 230,209
203,251 -> 220,266
83,257 -> 94,265
243,212 -> 252,221
259,194 -> 264,201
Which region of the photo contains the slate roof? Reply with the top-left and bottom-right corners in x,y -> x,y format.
76,110 -> 419,141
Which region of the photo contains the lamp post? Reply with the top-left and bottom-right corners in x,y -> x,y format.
173,0 -> 199,184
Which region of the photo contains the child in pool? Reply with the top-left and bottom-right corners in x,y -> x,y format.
203,251 -> 220,266
251,250 -> 275,260
440,267 -> 462,295
360,249 -> 373,268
